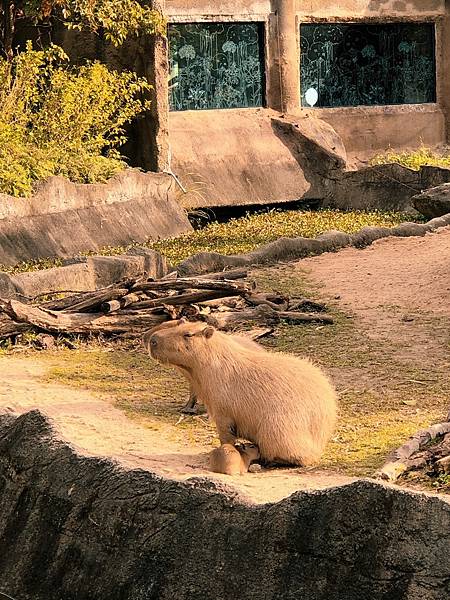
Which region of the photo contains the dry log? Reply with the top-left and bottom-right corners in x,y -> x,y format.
375,422 -> 450,481
198,296 -> 241,308
0,299 -> 167,336
206,304 -> 333,330
246,292 -> 288,311
132,278 -> 250,295
195,268 -> 248,281
130,289 -> 236,310
0,313 -> 30,340
63,287 -> 129,313
101,300 -> 122,313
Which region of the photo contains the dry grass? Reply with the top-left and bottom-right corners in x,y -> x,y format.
371,145 -> 450,171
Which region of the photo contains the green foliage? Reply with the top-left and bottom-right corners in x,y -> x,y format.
151,208 -> 414,265
55,0 -> 166,44
1,1 -> 165,57
371,145 -> 450,171
0,43 -> 152,197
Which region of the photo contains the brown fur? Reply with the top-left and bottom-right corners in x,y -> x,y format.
143,319 -> 263,409
146,321 -> 338,466
209,443 -> 260,475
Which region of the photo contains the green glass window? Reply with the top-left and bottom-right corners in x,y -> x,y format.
168,22 -> 265,111
300,22 -> 436,108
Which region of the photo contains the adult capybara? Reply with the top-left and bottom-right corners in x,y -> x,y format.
143,319 -> 264,413
209,443 -> 260,475
147,320 -> 337,466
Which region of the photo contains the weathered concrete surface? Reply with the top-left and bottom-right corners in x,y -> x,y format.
177,213 -> 450,275
169,109 -> 346,208
0,409 -> 449,600
0,249 -> 168,300
0,170 -> 191,266
412,183 -> 450,218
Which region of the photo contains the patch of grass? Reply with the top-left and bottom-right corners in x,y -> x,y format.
151,208 -> 413,266
1,208 -> 413,274
371,145 -> 450,171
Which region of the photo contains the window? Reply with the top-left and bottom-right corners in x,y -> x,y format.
300,22 -> 436,108
168,22 -> 265,111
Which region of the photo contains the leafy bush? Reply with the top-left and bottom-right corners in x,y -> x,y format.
371,146 -> 450,171
0,43 -> 152,197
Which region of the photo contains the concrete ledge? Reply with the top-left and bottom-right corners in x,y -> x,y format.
0,409 -> 449,600
0,169 -> 192,266
0,249 -> 168,300
177,213 -> 450,275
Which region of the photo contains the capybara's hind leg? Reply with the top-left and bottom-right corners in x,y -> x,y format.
181,389 -> 198,414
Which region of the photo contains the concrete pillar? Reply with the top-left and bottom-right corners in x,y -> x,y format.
276,0 -> 300,113
442,2 -> 450,144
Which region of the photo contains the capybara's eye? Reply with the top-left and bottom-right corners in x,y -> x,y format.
183,333 -> 193,339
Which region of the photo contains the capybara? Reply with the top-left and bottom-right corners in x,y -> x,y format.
143,319 -> 264,413
209,443 -> 260,475
147,320 -> 338,466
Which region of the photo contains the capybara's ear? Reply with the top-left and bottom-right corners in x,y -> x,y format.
202,326 -> 215,339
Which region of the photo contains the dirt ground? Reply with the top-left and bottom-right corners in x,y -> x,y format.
1,226 -> 449,503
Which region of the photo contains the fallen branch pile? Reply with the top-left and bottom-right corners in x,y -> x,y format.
375,419 -> 450,482
0,268 -> 333,342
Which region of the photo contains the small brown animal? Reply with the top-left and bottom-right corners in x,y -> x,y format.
143,319 -> 264,413
147,320 -> 338,466
209,443 -> 260,475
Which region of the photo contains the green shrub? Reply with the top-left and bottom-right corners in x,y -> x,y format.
0,43 -> 152,197
371,145 -> 450,171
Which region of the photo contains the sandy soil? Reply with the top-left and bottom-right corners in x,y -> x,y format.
1,226 -> 449,504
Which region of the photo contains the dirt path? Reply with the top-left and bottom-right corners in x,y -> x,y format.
2,226 -> 449,502
0,356 -> 354,504
299,225 -> 450,367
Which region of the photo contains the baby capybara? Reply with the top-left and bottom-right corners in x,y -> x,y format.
146,320 -> 337,465
209,443 -> 260,475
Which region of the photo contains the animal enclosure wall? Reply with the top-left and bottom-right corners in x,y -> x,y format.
163,0 -> 450,207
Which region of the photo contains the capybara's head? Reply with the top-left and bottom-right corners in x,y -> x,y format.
144,319 -> 215,368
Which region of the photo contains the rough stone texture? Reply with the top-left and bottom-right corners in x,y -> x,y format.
0,170 -> 192,266
177,213 -> 450,275
0,249 -> 168,300
0,409 -> 449,600
412,183 -> 450,219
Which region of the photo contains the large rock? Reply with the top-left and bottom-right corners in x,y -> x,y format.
412,183 -> 450,218
0,409 -> 449,600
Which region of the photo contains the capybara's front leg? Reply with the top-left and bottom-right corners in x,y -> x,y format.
216,415 -> 237,445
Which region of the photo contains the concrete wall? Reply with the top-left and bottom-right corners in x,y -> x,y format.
165,0 -> 450,207
0,170 -> 192,267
